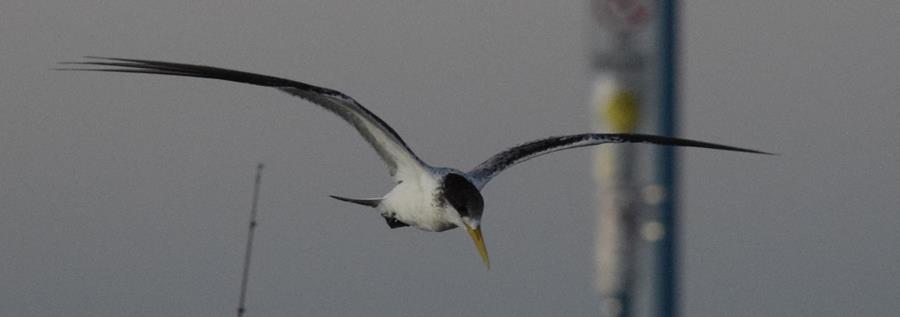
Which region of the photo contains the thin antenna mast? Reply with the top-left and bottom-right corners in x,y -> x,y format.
237,163 -> 265,317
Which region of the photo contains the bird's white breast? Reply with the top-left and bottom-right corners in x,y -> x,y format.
378,171 -> 459,232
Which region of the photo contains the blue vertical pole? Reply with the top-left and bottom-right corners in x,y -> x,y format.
656,0 -> 679,316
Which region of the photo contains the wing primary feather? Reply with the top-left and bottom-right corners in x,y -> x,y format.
468,133 -> 771,188
57,57 -> 427,178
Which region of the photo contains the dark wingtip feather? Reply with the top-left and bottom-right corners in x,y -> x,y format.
693,143 -> 775,156
624,133 -> 775,155
688,143 -> 775,155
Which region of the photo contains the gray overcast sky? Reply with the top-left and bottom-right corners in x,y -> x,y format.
2,1 -> 899,316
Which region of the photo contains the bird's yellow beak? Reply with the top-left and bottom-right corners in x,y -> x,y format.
464,223 -> 490,269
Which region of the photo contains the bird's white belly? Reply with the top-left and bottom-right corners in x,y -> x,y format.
378,177 -> 459,232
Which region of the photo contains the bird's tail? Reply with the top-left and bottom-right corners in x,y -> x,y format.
329,195 -> 381,207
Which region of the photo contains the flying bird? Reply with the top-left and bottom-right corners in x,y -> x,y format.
58,57 -> 768,268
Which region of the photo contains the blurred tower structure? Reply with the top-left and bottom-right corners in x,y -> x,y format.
590,1 -> 679,316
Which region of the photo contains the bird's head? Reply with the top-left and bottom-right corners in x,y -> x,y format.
440,172 -> 489,269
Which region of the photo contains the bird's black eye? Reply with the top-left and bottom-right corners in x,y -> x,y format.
441,173 -> 483,218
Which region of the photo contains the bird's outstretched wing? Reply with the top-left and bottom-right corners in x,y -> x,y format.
467,133 -> 769,189
58,57 -> 428,179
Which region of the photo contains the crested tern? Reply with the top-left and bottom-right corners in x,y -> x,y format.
58,57 -> 768,268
